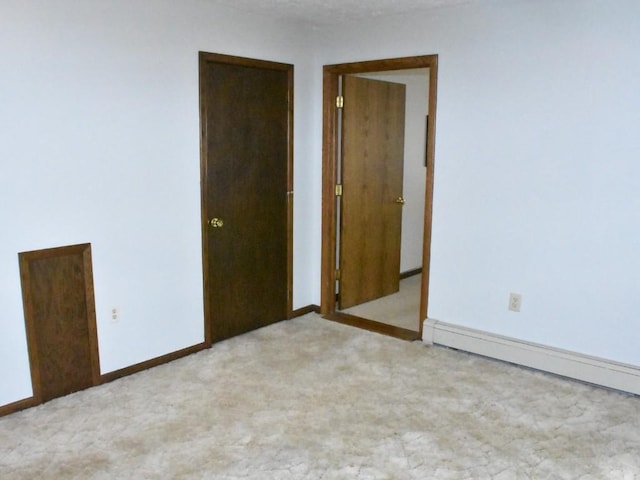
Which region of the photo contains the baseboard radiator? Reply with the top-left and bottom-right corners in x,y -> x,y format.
423,318 -> 640,396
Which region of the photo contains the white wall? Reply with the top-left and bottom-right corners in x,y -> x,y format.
0,0 -> 318,406
310,0 -> 640,366
398,71 -> 429,273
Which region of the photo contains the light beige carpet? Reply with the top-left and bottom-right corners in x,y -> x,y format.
342,275 -> 421,331
1,314 -> 639,479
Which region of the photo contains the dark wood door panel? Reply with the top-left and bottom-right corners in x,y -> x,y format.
200,54 -> 293,344
19,243 -> 100,403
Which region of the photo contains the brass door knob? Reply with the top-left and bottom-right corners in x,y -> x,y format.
210,218 -> 224,228
395,197 -> 406,205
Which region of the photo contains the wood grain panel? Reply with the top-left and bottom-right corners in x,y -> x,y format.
339,75 -> 406,308
19,243 -> 100,403
199,53 -> 293,345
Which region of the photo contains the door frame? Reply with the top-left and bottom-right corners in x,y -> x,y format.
199,52 -> 294,346
321,55 -> 438,337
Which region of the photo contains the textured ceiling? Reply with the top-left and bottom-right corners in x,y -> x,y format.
209,0 -> 480,25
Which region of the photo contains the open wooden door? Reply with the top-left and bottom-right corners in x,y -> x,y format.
338,75 -> 406,309
200,53 -> 293,344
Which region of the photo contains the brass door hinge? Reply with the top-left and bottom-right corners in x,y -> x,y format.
335,184 -> 343,196
335,269 -> 341,281
336,95 -> 344,108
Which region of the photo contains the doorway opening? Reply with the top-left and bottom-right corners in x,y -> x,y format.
321,55 -> 438,340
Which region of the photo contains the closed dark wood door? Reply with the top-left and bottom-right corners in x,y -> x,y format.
339,75 -> 406,309
200,53 -> 292,344
19,243 -> 100,403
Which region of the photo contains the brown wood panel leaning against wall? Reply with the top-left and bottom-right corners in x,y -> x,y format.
19,243 -> 101,404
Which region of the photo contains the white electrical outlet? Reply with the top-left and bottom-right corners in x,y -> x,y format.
508,293 -> 522,312
110,307 -> 120,323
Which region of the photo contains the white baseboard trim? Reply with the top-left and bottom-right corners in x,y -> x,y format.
423,318 -> 640,396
